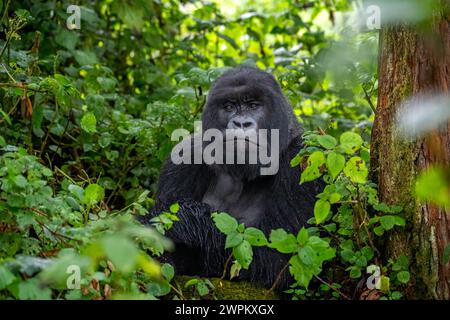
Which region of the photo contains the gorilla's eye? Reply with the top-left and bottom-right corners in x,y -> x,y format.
248,102 -> 259,109
223,104 -> 234,112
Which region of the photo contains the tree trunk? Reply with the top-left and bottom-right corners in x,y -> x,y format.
370,8 -> 450,299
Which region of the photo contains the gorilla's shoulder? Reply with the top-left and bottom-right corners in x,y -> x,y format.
156,157 -> 210,204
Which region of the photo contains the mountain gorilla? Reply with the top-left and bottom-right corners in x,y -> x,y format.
140,67 -> 323,289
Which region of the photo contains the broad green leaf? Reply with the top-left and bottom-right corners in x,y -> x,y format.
16,279 -> 52,300
196,281 -> 210,296
232,240 -> 253,269
397,271 -> 410,284
13,175 -> 28,188
169,203 -> 180,214
340,131 -> 363,154
298,246 -> 315,266
379,215 -> 396,230
343,157 -> 368,184
289,255 -> 314,288
314,199 -> 330,224
269,229 -> 298,254
290,154 -> 301,167
80,112 -> 97,134
300,151 -> 325,184
147,281 -> 171,297
212,212 -> 238,234
326,152 -> 345,179
101,235 -> 138,274
73,50 -> 99,66
161,263 -> 174,282
317,135 -> 337,149
83,184 -> 105,205
244,227 -> 268,247
296,227 -> 309,246
0,265 -> 15,290
225,232 -> 244,249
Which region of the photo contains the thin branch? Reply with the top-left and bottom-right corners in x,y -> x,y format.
220,253 -> 233,280
362,85 -> 376,113
265,261 -> 289,298
314,275 -> 351,300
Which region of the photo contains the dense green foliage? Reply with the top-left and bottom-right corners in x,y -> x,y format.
0,0 -> 416,300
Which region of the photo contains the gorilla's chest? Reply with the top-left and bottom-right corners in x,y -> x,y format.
202,173 -> 268,227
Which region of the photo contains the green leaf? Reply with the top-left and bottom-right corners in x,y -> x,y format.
380,275 -> 390,292
373,225 -> 384,236
244,227 -> 268,246
290,154 -> 302,167
73,50 -> 99,66
289,255 -> 314,288
68,184 -> 84,201
161,263 -> 174,282
80,112 -> 97,134
326,152 -> 345,179
225,232 -> 244,249
169,203 -> 180,214
13,175 -> 28,188
147,281 -> 171,296
196,281 -> 210,296
298,246 -> 314,266
0,108 -> 12,126
300,151 -> 325,184
349,266 -> 361,279
212,212 -> 238,235
184,279 -> 199,288
397,271 -> 410,284
0,265 -> 16,290
317,135 -> 337,149
16,279 -> 52,300
329,192 -> 341,204
232,240 -> 253,269
83,184 -> 105,205
269,229 -> 298,254
296,227 -> 309,246
340,131 -> 363,154
343,157 -> 368,184
101,235 -> 138,274
379,215 -> 396,230
314,199 -> 331,224
230,261 -> 242,279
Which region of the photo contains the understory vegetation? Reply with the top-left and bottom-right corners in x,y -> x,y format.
1,0 -> 436,300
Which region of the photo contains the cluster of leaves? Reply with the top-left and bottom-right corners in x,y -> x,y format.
210,130 -> 410,300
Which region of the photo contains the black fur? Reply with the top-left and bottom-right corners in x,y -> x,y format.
139,67 -> 323,289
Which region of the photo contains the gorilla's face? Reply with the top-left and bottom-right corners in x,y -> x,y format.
209,86 -> 268,133
201,67 -> 300,179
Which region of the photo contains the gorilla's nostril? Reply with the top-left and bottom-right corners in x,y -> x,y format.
232,120 -> 242,128
243,121 -> 253,128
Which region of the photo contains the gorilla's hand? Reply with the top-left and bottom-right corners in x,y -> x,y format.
142,199 -> 226,277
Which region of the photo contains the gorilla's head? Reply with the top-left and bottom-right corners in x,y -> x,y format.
201,67 -> 301,180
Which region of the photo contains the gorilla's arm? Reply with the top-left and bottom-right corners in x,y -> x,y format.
139,160 -> 227,277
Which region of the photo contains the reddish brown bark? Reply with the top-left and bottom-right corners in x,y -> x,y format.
370,12 -> 450,298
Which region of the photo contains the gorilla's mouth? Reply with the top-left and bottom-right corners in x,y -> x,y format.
224,136 -> 260,147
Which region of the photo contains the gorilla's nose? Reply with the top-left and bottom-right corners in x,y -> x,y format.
229,116 -> 257,130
